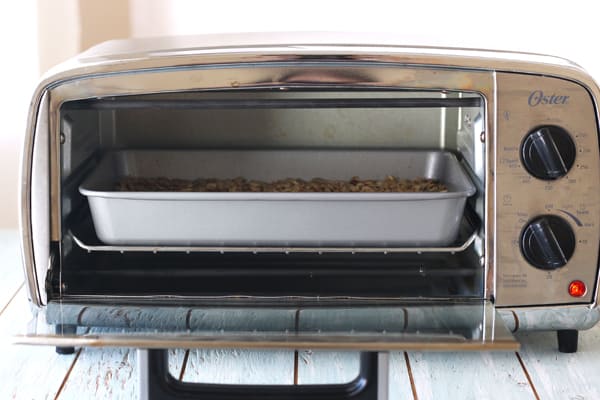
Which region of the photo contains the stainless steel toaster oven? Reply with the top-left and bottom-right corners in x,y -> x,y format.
17,33 -> 600,398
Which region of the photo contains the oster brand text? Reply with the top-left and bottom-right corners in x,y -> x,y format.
528,90 -> 570,106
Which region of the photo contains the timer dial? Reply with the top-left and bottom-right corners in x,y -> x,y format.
520,126 -> 576,180
520,215 -> 576,270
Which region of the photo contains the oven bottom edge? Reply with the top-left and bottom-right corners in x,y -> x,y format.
498,306 -> 600,332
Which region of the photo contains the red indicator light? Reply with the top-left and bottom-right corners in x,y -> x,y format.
568,280 -> 587,297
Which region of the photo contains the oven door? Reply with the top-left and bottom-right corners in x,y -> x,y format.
15,300 -> 517,351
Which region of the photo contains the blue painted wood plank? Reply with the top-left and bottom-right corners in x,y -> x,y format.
407,351 -> 535,400
57,346 -> 185,399
0,287 -> 77,400
182,349 -> 295,384
57,344 -> 186,400
516,327 -> 600,399
389,352 -> 417,400
297,350 -> 361,384
297,351 -> 415,399
57,347 -> 139,400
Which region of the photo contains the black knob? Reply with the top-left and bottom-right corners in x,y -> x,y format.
520,215 -> 575,270
520,126 -> 576,180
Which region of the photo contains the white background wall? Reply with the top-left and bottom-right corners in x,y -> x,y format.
1,0 -> 599,228
129,0 -> 600,79
0,2 -> 38,229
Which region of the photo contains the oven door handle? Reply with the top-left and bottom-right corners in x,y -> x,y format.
138,349 -> 388,400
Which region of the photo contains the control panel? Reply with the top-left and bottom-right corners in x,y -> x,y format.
495,73 -> 600,306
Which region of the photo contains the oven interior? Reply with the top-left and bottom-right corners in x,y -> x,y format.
52,89 -> 486,305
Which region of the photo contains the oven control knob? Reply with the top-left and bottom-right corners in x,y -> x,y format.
520,126 -> 576,180
520,215 -> 576,270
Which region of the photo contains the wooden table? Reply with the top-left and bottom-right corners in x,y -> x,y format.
1,229 -> 598,399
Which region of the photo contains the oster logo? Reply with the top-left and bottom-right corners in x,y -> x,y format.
528,90 -> 569,106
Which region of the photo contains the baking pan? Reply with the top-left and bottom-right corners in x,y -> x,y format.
79,150 -> 476,246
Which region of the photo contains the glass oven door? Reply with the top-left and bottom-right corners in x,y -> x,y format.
16,300 -> 517,351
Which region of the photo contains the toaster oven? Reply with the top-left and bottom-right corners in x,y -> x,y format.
17,33 -> 600,398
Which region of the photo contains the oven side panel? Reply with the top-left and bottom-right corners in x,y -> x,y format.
21,91 -> 50,307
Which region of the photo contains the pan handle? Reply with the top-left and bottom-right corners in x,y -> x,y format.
138,349 -> 388,400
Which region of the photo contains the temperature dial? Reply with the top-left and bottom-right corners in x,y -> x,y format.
520,126 -> 576,180
520,215 -> 576,270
